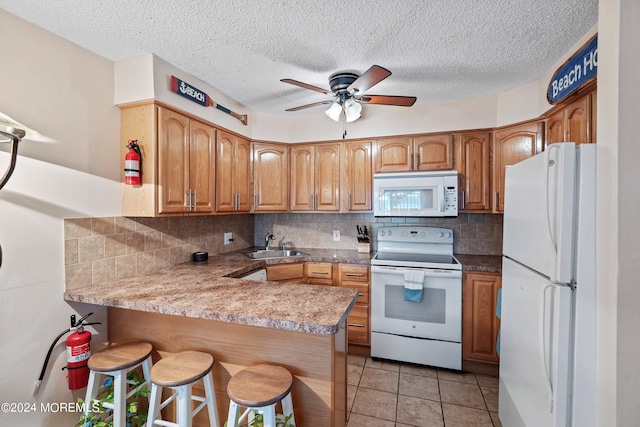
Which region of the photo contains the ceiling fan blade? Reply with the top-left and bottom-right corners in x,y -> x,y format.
281,79 -> 333,95
359,95 -> 417,107
285,100 -> 334,112
347,65 -> 392,95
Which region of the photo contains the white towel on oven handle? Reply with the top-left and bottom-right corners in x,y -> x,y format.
403,270 -> 425,302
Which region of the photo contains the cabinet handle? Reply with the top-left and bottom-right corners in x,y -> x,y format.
461,191 -> 465,209
410,154 -> 414,170
348,323 -> 364,328
494,191 -> 499,211
345,273 -> 364,277
254,194 -> 258,210
415,154 -> 420,169
193,189 -> 197,210
187,190 -> 192,211
311,271 -> 329,275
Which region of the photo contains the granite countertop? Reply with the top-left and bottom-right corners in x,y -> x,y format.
455,254 -> 502,273
64,248 -> 369,335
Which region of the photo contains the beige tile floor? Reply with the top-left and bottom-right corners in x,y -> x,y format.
346,355 -> 502,427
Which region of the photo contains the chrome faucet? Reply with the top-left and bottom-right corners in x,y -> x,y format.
264,231 -> 275,250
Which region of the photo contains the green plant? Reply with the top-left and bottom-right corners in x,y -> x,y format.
224,412 -> 295,427
76,370 -> 148,427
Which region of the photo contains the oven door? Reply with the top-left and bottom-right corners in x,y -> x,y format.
371,265 -> 462,342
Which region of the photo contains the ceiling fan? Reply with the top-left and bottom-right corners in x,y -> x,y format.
281,65 -> 417,122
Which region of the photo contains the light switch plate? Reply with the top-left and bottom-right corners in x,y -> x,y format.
224,232 -> 233,245
333,230 -> 340,241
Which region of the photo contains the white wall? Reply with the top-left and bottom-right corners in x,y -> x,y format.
598,0 -> 640,425
0,10 -> 117,426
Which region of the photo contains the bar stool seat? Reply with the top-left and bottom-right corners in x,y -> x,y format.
226,364 -> 296,427
147,350 -> 220,427
84,342 -> 153,427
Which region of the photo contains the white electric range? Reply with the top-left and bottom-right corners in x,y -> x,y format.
370,226 -> 462,370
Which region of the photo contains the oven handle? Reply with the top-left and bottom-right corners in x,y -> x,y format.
371,265 -> 462,278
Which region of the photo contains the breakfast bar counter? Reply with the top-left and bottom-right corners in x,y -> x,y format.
64,250 -> 362,427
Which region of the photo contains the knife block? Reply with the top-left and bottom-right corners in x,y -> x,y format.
357,242 -> 371,253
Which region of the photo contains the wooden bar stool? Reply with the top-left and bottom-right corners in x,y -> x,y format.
84,342 -> 153,427
147,350 -> 220,427
226,364 -> 296,427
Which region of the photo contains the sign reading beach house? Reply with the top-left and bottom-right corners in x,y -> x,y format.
547,34 -> 597,104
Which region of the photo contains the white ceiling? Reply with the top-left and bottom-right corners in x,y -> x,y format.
0,1 -> 598,116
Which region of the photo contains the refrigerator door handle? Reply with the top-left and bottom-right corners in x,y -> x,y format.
539,283 -> 554,413
545,145 -> 560,251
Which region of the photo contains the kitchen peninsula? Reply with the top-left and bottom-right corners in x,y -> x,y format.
64,250 -> 361,427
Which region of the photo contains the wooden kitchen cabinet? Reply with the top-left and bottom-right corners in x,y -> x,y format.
462,271 -> 502,364
252,142 -> 289,211
343,140 -> 373,211
492,120 -> 544,212
290,143 -> 340,211
266,263 -> 305,283
455,132 -> 492,212
157,107 -> 215,214
374,134 -> 453,173
546,90 -> 594,145
120,103 -> 215,216
216,130 -> 251,212
338,264 -> 370,346
305,262 -> 334,286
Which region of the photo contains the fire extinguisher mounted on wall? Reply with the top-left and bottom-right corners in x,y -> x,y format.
34,312 -> 101,395
124,139 -> 142,185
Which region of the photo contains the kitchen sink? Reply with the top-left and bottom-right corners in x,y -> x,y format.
244,249 -> 309,259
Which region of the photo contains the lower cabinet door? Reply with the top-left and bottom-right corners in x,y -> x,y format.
347,304 -> 370,345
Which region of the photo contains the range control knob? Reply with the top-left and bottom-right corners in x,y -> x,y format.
438,231 -> 444,237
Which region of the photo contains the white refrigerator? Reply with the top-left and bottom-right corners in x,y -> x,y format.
499,142 -> 596,427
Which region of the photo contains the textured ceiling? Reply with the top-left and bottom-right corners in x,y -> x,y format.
0,0 -> 598,116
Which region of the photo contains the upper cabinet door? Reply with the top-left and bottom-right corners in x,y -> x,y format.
290,145 -> 315,211
189,119 -> 215,213
546,92 -> 591,145
252,142 -> 289,211
374,137 -> 413,172
158,108 -> 190,214
344,140 -> 372,211
414,134 -> 454,171
315,143 -> 340,211
234,137 -> 252,212
215,131 -> 235,212
456,132 -> 491,212
492,121 -> 544,213
216,131 -> 251,212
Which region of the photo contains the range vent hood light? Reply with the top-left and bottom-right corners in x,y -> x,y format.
0,112 -> 39,190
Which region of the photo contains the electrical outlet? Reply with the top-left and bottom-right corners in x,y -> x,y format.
333,230 -> 340,241
224,232 -> 233,245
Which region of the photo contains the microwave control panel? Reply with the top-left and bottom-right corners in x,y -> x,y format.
444,186 -> 457,213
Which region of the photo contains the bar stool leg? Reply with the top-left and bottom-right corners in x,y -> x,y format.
112,369 -> 127,427
176,384 -> 192,427
84,370 -> 100,420
281,392 -> 295,426
202,371 -> 220,427
226,401 -> 240,427
147,382 -> 162,427
261,405 -> 277,427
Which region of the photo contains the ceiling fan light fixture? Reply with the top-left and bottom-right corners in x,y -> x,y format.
344,98 -> 362,123
325,101 -> 342,121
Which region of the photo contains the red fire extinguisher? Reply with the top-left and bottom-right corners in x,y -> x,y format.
65,324 -> 91,390
124,140 -> 142,185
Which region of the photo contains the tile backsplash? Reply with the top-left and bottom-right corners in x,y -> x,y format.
254,213 -> 503,255
65,213 -> 502,289
64,215 -> 253,290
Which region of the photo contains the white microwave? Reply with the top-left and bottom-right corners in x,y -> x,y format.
373,171 -> 458,217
